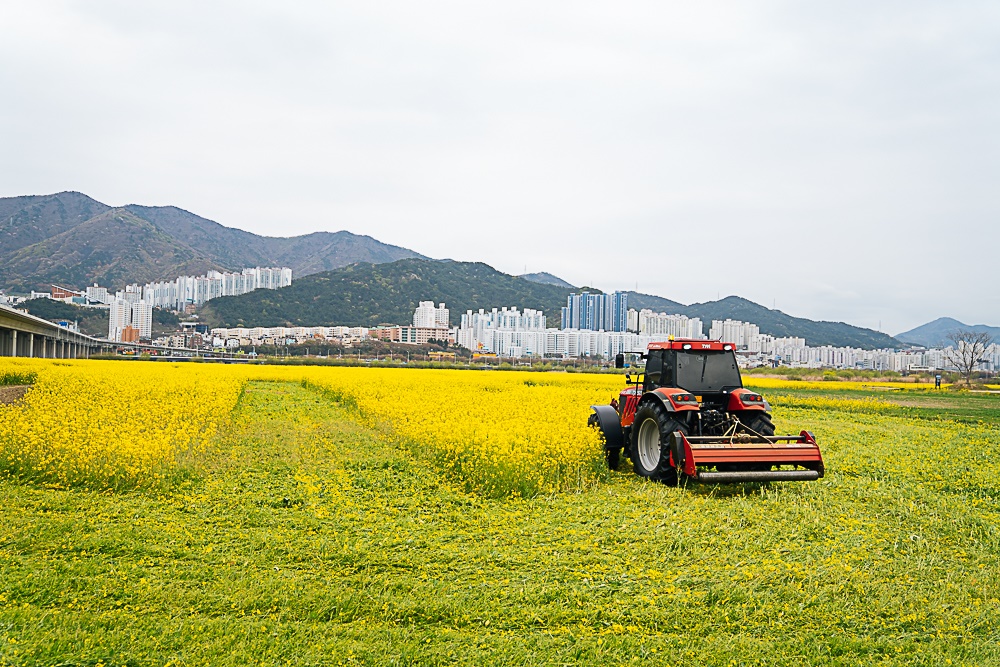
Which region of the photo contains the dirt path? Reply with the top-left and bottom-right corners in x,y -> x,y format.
0,385 -> 31,405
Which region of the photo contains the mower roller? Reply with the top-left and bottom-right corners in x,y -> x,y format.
588,339 -> 824,485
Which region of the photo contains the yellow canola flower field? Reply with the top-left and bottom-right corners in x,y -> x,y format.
745,377 -> 937,392
0,359 -> 620,496
764,393 -> 899,414
0,358 -> 245,489
6,358 -> 981,499
296,367 -> 614,497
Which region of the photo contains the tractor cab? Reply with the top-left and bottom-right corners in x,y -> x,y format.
637,340 -> 760,436
643,341 -> 741,391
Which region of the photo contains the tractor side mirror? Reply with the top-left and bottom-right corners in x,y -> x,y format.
615,353 -> 624,369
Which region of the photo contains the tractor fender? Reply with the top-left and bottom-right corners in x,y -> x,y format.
589,405 -> 625,451
641,388 -> 700,414
727,388 -> 771,412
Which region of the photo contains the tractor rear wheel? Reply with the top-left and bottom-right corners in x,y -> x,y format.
630,402 -> 687,485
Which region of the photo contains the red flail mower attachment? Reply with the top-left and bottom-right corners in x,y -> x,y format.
669,430 -> 824,484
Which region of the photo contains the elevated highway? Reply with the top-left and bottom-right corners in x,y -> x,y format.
0,304 -> 106,358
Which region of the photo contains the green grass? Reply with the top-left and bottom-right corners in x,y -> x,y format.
2,381 -> 1000,665
0,371 -> 35,387
750,381 -> 1000,424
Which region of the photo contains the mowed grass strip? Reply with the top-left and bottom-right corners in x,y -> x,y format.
1,381 -> 999,665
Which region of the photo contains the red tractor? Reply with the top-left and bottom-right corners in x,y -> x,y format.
588,340 -> 824,485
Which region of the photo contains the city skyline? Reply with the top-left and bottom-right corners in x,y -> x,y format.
208,302 -> 1000,374
16,269 -> 992,352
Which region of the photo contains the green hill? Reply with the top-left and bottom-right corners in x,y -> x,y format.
520,272 -> 576,289
1,208 -> 219,292
202,259 -> 576,328
126,204 -> 424,277
0,192 -> 110,254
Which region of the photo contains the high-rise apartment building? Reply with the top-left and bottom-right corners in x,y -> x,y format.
86,284 -> 110,304
413,302 -> 449,328
108,298 -> 131,341
108,297 -> 153,342
131,301 -> 153,339
633,309 -> 704,339
709,319 -> 761,348
457,306 -> 547,355
560,291 -> 628,332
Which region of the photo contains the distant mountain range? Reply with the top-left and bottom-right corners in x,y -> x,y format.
895,317 -> 1000,348
0,192 -> 423,292
0,191 -> 927,349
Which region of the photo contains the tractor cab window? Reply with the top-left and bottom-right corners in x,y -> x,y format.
661,353 -> 675,387
643,351 -> 662,390
676,350 -> 742,393
643,351 -> 676,389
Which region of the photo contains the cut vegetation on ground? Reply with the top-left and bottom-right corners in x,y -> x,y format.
1,360 -> 998,665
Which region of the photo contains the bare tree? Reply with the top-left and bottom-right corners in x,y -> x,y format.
944,330 -> 994,386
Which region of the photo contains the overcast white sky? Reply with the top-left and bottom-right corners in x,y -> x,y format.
2,1 -> 998,334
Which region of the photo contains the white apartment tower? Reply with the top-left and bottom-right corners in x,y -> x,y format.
108,297 -> 153,342
108,298 -> 131,341
633,309 -> 705,339
709,319 -> 761,348
121,284 -> 143,304
86,283 -> 110,304
131,301 -> 153,339
413,302 -> 449,328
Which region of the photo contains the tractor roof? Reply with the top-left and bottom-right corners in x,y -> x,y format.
647,340 -> 736,352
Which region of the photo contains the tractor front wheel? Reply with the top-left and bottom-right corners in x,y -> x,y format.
630,402 -> 687,486
742,412 -> 775,437
588,411 -> 622,470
